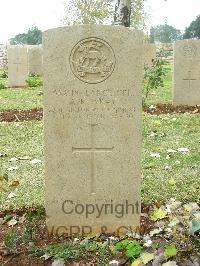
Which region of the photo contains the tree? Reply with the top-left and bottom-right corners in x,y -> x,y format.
10,26 -> 42,45
63,0 -> 113,25
149,24 -> 182,43
130,0 -> 148,30
63,0 -> 147,30
114,0 -> 131,27
183,15 -> 200,39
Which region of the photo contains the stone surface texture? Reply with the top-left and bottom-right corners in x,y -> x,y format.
143,43 -> 156,65
173,40 -> 200,105
0,44 -> 8,68
8,45 -> 28,87
43,25 -> 143,235
28,45 -> 43,75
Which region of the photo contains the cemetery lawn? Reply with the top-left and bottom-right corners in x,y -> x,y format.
0,86 -> 43,111
0,65 -> 172,112
0,113 -> 199,209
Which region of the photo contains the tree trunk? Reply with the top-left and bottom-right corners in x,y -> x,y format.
114,0 -> 131,27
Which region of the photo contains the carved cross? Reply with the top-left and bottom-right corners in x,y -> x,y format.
13,56 -> 23,71
183,71 -> 196,88
72,124 -> 114,194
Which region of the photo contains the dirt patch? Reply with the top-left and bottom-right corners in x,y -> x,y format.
0,104 -> 199,123
144,103 -> 200,115
0,202 -> 199,265
0,204 -> 153,266
0,108 -> 43,122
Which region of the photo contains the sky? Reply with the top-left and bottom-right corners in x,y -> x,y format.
0,0 -> 200,43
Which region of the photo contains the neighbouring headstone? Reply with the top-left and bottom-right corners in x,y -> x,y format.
173,40 -> 200,105
8,45 -> 28,87
0,44 -> 8,69
43,25 -> 143,236
144,43 -> 156,66
28,45 -> 43,76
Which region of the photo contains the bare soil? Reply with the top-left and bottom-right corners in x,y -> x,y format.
0,104 -> 199,123
0,204 -> 154,266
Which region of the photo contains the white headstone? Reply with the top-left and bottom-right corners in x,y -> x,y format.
44,25 -> 143,236
8,45 -> 28,87
173,40 -> 200,105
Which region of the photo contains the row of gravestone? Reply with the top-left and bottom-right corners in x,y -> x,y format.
42,25 -> 199,236
7,43 -> 154,85
5,25 -> 200,236
7,37 -> 200,107
7,45 -> 42,87
0,44 -> 8,68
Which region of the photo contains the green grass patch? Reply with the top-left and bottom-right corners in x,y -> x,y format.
0,69 -> 43,110
145,64 -> 172,106
0,113 -> 199,209
0,86 -> 43,111
142,113 -> 200,202
0,121 -> 44,208
0,64 -> 172,111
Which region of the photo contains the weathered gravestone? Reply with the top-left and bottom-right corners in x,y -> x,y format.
43,25 -> 143,236
143,43 -> 156,66
28,45 -> 43,76
0,44 -> 8,69
8,45 -> 28,87
173,40 -> 200,105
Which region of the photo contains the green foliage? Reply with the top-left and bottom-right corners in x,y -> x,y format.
22,225 -> 37,242
0,82 -> 6,90
143,52 -> 167,106
0,70 -> 8,78
164,244 -> 178,258
25,207 -> 43,222
42,243 -> 83,260
115,239 -> 142,259
96,245 -> 110,265
26,76 -> 43,87
184,15 -> 200,39
150,208 -> 168,221
194,238 -> 200,250
30,240 -> 111,264
10,26 -> 42,45
80,240 -> 110,265
63,0 -> 147,30
4,229 -> 17,252
130,0 -> 148,30
150,24 -> 182,43
63,0 -> 113,25
80,240 -> 99,252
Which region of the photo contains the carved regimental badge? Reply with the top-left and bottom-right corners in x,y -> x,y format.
182,44 -> 197,58
70,38 -> 115,84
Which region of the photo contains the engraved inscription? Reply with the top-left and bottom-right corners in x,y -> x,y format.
70,38 -> 115,84
48,87 -> 136,119
182,44 -> 197,58
72,124 -> 114,194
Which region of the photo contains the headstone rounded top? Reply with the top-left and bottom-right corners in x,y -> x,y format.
69,37 -> 116,84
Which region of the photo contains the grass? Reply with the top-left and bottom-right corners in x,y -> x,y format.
0,64 -> 172,111
0,63 -> 199,208
0,113 -> 199,209
142,113 -> 200,202
0,121 -> 44,209
0,87 -> 43,111
0,69 -> 43,111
